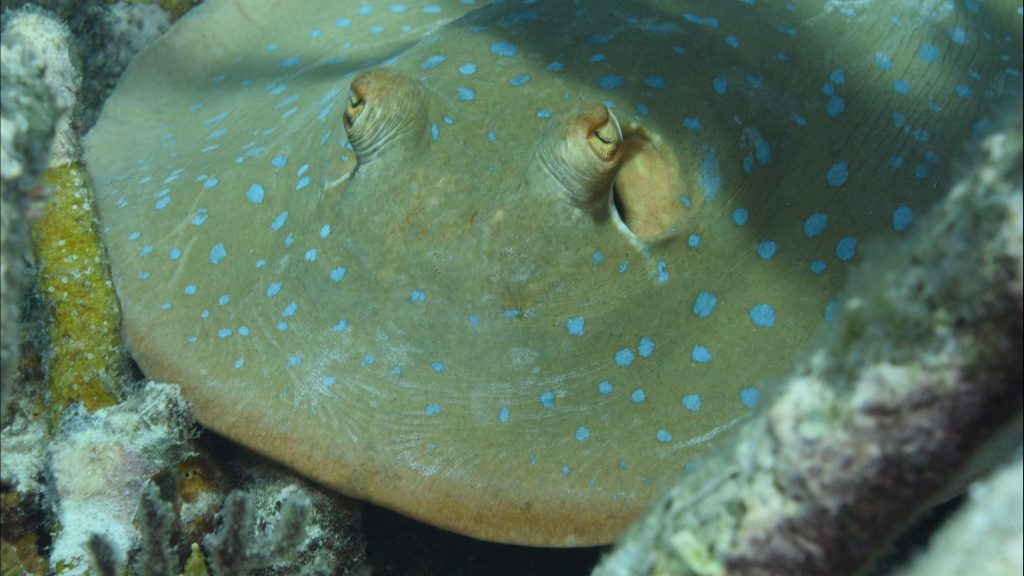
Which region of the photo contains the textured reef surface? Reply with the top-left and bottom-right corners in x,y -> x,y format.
84,0 -> 1022,546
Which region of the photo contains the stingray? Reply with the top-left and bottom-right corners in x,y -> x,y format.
84,0 -> 1023,546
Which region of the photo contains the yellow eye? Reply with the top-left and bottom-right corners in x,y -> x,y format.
343,93 -> 365,130
587,110 -> 622,161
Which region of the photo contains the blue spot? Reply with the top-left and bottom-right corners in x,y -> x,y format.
358,6 -> 371,15
503,308 -> 522,318
271,211 -> 288,231
804,213 -> 828,237
598,380 -> 613,395
510,75 -> 530,87
683,13 -> 720,27
757,240 -> 778,260
425,404 -> 442,416
457,87 -> 476,101
335,18 -> 350,27
490,41 -> 518,57
155,197 -> 170,210
692,291 -> 718,318
732,208 -> 749,226
319,224 -> 331,239
410,290 -> 426,302
656,429 -> 673,443
234,358 -> 244,369
835,236 -> 857,261
203,178 -> 219,190
209,243 -> 227,265
672,45 -> 687,56
892,205 -> 914,231
360,354 -> 375,367
688,234 -> 701,249
826,96 -> 845,118
630,388 -> 646,403
138,272 -> 150,281
810,260 -> 826,274
560,465 -> 570,476
587,33 -> 611,45
280,56 -> 301,68
725,35 -> 739,48
498,406 -> 509,423
283,302 -> 298,317
614,348 -> 635,367
575,427 -> 590,442
539,391 -> 555,409
824,298 -> 840,323
567,317 -> 585,336
421,55 -> 446,69
643,75 -> 666,89
955,84 -> 972,98
271,154 -> 287,168
597,75 -> 625,90
545,61 -> 564,72
139,245 -> 153,257
287,355 -> 302,367
592,251 -> 604,265
657,260 -> 669,283
636,104 -> 650,116
487,130 -> 497,142
246,184 -> 265,204
218,295 -> 230,306
423,5 -> 441,14
617,262 -> 629,274
919,44 -> 940,63
431,361 -> 445,373
681,117 -> 702,132
913,129 -> 930,143
827,161 -> 849,187
191,211 -> 208,226
329,267 -> 347,283
875,52 -> 893,70
638,337 -> 655,358
682,394 -> 702,413
949,26 -> 967,45
238,326 -> 249,336
295,176 -> 310,191
699,147 -> 721,200
892,112 -> 906,129
304,249 -> 317,262
830,68 -> 846,84
267,282 -> 281,297
739,387 -> 762,409
691,345 -> 712,364
749,304 -> 776,328
893,79 -> 911,95
536,109 -> 553,119
332,319 -> 348,332
890,156 -> 904,169
389,4 -> 407,13
712,77 -> 727,95
468,315 -> 480,328
217,328 -> 232,339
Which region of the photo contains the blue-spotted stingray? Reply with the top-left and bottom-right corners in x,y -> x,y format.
84,0 -> 1023,546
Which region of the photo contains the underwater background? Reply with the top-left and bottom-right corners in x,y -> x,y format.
1,1 -> 1022,575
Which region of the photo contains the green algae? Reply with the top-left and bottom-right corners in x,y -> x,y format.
34,163 -> 123,430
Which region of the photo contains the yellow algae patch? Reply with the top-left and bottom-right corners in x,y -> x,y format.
33,164 -> 123,430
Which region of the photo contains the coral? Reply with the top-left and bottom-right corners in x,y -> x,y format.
893,454 -> 1023,576
1,6 -> 80,166
0,12 -> 62,425
203,461 -> 366,576
47,382 -> 193,575
594,100 -> 1023,575
32,162 -> 123,430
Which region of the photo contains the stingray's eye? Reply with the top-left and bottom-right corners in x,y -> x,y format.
343,68 -> 429,165
343,93 -> 365,130
534,105 -> 625,213
587,110 -> 623,161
